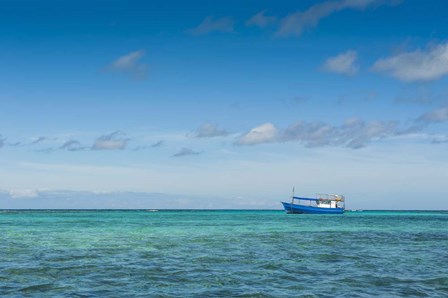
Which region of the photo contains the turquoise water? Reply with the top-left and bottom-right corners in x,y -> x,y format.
1,210 -> 447,297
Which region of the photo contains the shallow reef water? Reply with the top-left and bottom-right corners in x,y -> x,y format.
1,210 -> 447,297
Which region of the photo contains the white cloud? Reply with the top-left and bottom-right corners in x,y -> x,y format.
236,119 -> 399,148
282,121 -> 336,147
372,42 -> 448,81
323,50 -> 358,75
236,123 -> 279,145
9,189 -> 39,199
109,50 -> 147,79
417,106 -> 448,124
172,148 -> 202,157
188,16 -> 234,35
340,118 -> 398,149
60,140 -> 85,151
8,141 -> 24,148
246,11 -> 277,28
132,140 -> 164,151
92,131 -> 129,150
30,136 -> 49,145
193,123 -> 229,138
151,140 -> 164,148
0,189 -> 280,209
276,0 -> 381,37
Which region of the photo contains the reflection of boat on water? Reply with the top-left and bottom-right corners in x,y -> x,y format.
281,189 -> 345,214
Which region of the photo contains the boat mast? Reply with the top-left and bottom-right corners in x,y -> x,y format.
291,187 -> 295,202
290,187 -> 295,213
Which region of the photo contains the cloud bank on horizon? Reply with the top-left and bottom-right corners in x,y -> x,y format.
0,0 -> 447,209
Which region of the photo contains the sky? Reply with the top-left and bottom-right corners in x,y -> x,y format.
1,0 -> 448,209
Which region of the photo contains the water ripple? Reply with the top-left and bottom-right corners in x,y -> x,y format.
0,210 -> 447,297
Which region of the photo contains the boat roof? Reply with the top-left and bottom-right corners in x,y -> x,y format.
293,194 -> 345,201
293,196 -> 318,201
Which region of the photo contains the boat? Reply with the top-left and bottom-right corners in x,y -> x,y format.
281,190 -> 345,214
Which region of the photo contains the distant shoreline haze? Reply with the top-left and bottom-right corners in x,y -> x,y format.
1,189 -> 447,210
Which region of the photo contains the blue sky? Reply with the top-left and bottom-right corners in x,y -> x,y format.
1,0 -> 448,209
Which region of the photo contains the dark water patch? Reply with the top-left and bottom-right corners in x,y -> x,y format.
19,283 -> 59,293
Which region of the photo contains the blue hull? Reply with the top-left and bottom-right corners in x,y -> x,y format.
281,202 -> 344,214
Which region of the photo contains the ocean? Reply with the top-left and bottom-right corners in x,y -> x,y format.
1,210 -> 447,297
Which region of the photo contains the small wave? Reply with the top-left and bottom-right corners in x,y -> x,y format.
19,283 -> 56,292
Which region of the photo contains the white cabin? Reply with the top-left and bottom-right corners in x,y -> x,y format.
316,194 -> 344,209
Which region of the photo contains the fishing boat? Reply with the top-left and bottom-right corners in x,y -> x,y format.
281,190 -> 345,214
